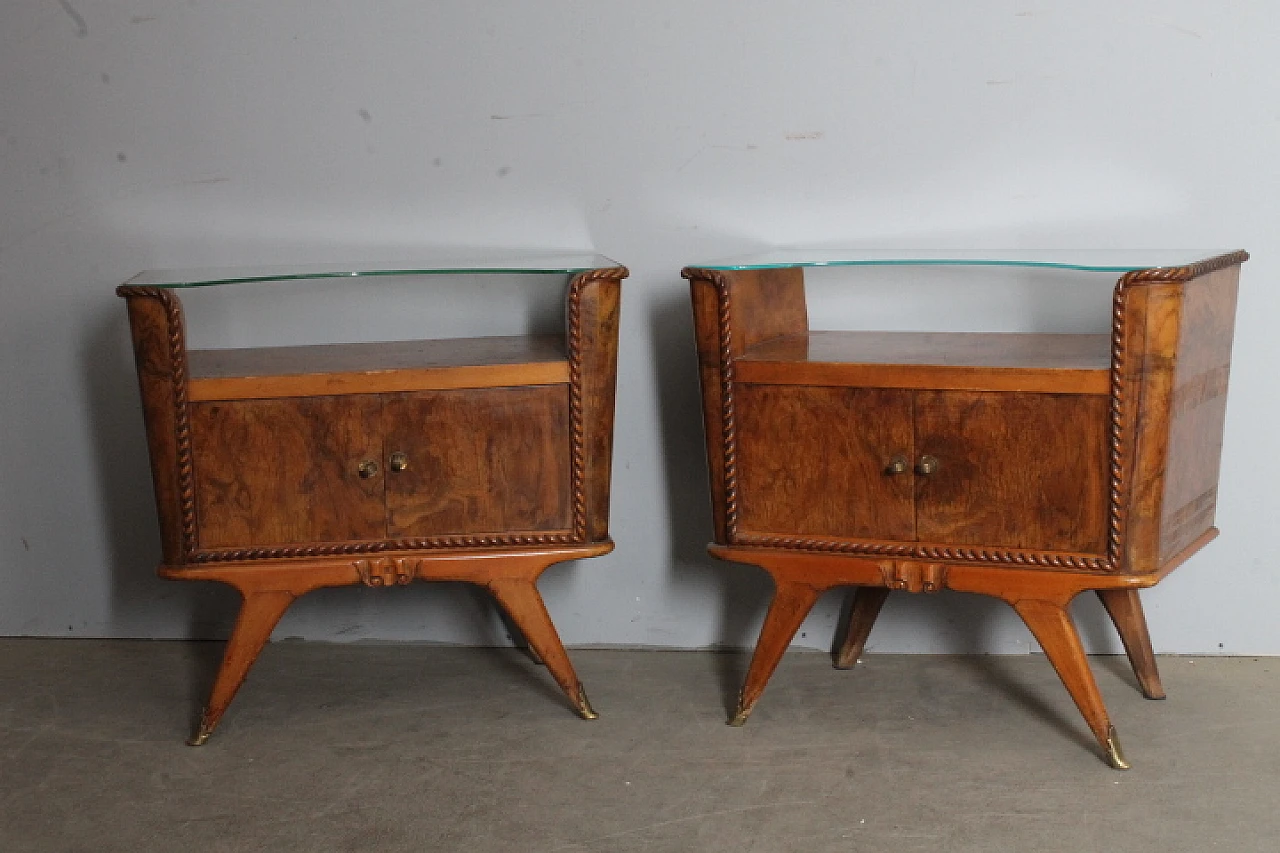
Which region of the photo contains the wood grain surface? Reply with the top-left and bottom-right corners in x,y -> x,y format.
1158,267 -> 1239,562
685,266 -> 809,543
190,396 -> 387,548
1114,264 -> 1242,572
383,386 -> 572,537
737,331 -> 1110,394
570,271 -> 623,541
735,384 -> 915,541
914,390 -> 1109,553
187,335 -> 569,401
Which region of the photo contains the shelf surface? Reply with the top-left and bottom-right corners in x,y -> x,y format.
691,249 -> 1240,272
127,252 -> 621,288
187,336 -> 569,401
735,331 -> 1111,395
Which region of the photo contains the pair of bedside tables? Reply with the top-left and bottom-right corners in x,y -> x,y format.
119,250 -> 1246,768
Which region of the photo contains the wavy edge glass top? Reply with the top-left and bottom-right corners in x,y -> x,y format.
692,249 -> 1238,273
127,252 -> 622,288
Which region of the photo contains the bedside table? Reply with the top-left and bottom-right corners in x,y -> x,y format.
119,254 -> 625,744
683,250 -> 1246,768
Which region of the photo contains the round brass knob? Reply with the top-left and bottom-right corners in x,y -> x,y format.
915,455 -> 939,476
885,455 -> 908,475
358,459 -> 380,479
389,451 -> 408,473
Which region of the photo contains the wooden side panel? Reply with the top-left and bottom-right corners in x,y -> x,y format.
735,384 -> 916,540
1159,267 -> 1240,562
121,290 -> 189,564
723,268 -> 810,355
914,391 -> 1110,554
189,396 -> 386,548
1116,282 -> 1183,572
570,272 -> 622,541
383,386 -> 572,536
686,267 -> 808,543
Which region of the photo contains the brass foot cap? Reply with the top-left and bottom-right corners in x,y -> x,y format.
187,727 -> 212,747
1105,725 -> 1130,770
574,687 -> 599,720
727,704 -> 752,727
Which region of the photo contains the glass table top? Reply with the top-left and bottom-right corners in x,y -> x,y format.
127,252 -> 622,288
690,249 -> 1241,272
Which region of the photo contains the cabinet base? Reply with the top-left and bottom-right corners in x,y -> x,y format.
160,542 -> 612,744
709,530 -> 1215,769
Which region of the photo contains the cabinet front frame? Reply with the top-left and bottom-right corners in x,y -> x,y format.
684,253 -> 1247,575
118,266 -> 624,566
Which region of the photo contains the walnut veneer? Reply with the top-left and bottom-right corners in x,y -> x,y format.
683,252 -> 1246,768
119,262 -> 625,744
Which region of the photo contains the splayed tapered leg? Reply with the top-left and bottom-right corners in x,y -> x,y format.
1012,597 -> 1129,769
189,589 -> 295,746
730,578 -> 824,726
834,586 -> 890,670
1097,589 -> 1165,700
487,578 -> 596,720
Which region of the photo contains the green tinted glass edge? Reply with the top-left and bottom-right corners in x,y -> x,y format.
704,258 -> 1144,272
127,254 -> 622,288
691,250 -> 1238,273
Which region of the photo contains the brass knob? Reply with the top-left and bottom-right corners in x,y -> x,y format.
389,451 -> 408,473
885,455 -> 908,475
915,455 -> 939,476
358,459 -> 380,479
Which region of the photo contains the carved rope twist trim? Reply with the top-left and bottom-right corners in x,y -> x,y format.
733,534 -> 912,556
191,534 -> 577,564
1105,277 -> 1131,568
123,266 -> 626,564
734,534 -> 1107,570
1119,251 -> 1248,284
566,270 -> 588,541
684,252 -> 1247,573
683,269 -> 743,533
117,285 -> 199,557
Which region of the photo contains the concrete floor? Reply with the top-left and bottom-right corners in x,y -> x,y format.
0,640 -> 1276,852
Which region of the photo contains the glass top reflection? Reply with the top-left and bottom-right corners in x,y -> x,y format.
127,252 -> 622,288
690,249 -> 1239,273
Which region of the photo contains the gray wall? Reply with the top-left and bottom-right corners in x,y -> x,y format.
3,1 -> 1277,654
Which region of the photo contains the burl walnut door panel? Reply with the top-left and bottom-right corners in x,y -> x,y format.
189,396 -> 386,549
383,386 -> 573,537
735,384 -> 915,540
913,391 -> 1109,553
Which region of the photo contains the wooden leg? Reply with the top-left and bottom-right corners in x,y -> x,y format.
487,578 -> 596,720
731,578 -> 824,727
833,586 -> 890,670
1012,598 -> 1129,769
189,589 -> 295,746
1097,589 -> 1165,700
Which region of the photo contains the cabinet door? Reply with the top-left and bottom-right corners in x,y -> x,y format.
383,386 -> 572,537
734,384 -> 916,541
189,396 -> 386,549
914,391 -> 1109,553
